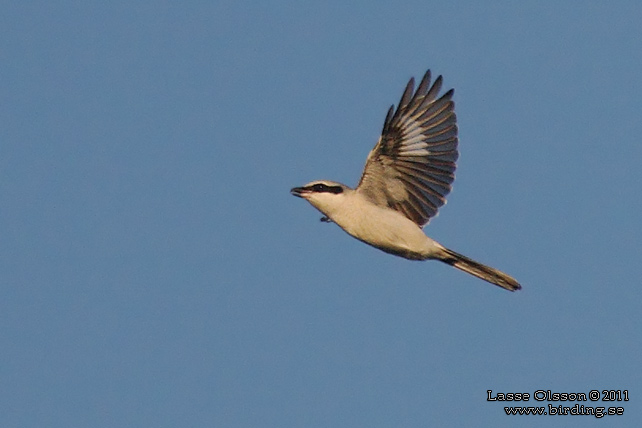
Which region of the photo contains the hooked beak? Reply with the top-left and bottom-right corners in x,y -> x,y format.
290,186 -> 308,198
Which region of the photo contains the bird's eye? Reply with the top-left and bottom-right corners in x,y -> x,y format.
307,183 -> 343,194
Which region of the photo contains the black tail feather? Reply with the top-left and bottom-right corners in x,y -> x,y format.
437,247 -> 521,291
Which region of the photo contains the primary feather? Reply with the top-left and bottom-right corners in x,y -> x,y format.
357,70 -> 458,227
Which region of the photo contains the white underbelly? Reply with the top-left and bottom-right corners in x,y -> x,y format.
333,205 -> 437,260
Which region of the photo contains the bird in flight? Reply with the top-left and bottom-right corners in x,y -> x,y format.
291,70 -> 521,291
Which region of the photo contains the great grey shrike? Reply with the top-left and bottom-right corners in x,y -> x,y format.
291,70 -> 521,291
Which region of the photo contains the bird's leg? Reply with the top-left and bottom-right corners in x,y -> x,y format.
320,216 -> 332,223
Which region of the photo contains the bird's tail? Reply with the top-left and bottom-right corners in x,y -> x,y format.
434,246 -> 521,291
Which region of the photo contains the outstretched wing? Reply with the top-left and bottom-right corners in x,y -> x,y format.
356,70 -> 458,227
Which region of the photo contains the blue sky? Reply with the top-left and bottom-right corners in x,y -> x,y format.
2,1 -> 641,427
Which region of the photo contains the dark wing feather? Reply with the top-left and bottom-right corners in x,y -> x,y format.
356,70 -> 458,227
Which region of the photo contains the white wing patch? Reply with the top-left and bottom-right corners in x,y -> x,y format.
356,70 -> 458,227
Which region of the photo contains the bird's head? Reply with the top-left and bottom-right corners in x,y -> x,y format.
290,180 -> 351,218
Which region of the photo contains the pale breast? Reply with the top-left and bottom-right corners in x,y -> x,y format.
332,201 -> 434,260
